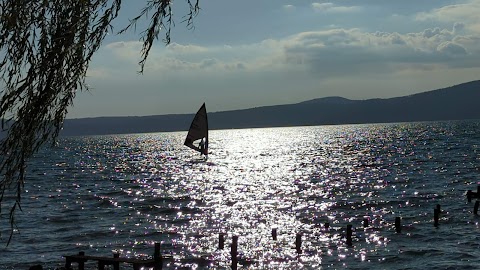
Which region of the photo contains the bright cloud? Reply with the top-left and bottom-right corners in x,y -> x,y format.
283,4 -> 296,11
166,43 -> 208,54
103,41 -> 143,65
98,1 -> 480,78
281,25 -> 480,77
98,23 -> 480,79
311,2 -> 362,13
416,0 -> 480,33
416,0 -> 480,21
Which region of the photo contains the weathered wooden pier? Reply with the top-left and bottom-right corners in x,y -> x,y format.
64,243 -> 163,270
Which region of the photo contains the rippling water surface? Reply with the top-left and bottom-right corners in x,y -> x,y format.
1,120 -> 480,269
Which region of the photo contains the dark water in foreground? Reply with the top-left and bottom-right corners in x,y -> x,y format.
1,120 -> 479,269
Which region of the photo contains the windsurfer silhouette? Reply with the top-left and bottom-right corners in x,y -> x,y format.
199,138 -> 205,155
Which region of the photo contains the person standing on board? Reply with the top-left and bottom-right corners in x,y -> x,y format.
199,138 -> 205,155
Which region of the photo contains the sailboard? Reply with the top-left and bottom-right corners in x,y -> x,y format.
184,103 -> 208,157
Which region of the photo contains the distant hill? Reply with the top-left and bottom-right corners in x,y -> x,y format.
61,80 -> 480,136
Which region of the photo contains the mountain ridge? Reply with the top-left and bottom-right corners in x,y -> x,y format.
61,80 -> 480,136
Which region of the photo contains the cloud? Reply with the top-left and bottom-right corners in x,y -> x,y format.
96,23 -> 480,81
105,41 -> 142,52
453,22 -> 466,33
437,41 -> 467,56
416,0 -> 480,21
280,25 -> 479,77
283,4 -> 295,12
416,0 -> 480,33
104,41 -> 142,63
166,43 -> 208,54
86,67 -> 111,78
311,2 -> 362,13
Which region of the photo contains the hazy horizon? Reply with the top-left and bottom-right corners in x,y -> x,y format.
66,79 -> 478,119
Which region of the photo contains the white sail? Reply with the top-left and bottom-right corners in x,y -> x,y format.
184,103 -> 208,156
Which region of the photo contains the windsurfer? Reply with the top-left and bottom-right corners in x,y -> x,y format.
199,138 -> 205,155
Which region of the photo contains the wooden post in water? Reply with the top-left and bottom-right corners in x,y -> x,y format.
98,260 -> 106,270
467,190 -> 473,202
231,236 -> 238,270
219,233 -> 225,249
346,225 -> 353,246
295,233 -> 302,254
64,251 -> 86,270
324,222 -> 330,230
474,201 -> 479,215
434,207 -> 440,227
78,251 -> 85,270
272,228 -> 277,241
154,242 -> 162,270
395,217 -> 401,233
113,253 -> 120,270
363,218 -> 369,228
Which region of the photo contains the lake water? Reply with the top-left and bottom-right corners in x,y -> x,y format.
1,120 -> 479,269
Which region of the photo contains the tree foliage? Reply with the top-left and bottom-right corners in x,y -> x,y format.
0,0 -> 199,244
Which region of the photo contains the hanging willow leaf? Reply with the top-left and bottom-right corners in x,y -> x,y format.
0,0 -> 199,245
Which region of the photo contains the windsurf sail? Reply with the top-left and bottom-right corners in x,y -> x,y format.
184,103 -> 208,156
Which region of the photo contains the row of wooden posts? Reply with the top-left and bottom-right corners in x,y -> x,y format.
63,186 -> 480,270
223,187 -> 480,270
221,213 -> 422,269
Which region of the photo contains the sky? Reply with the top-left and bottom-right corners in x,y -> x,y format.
68,0 -> 480,118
